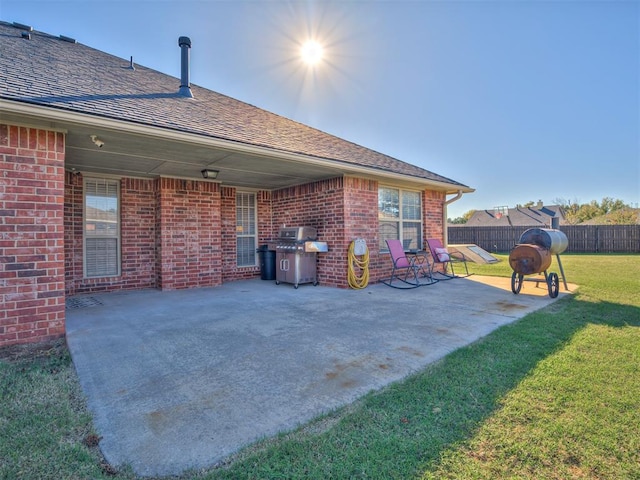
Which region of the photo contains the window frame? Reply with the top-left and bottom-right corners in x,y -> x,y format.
235,191 -> 258,267
83,176 -> 121,278
378,186 -> 423,252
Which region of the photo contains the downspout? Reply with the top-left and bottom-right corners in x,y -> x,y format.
443,190 -> 463,246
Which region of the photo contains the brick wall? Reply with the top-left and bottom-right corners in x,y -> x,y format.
1,124 -> 65,347
423,190 -> 446,272
220,186 -> 259,282
65,174 -> 157,295
65,175 -> 273,295
220,186 -> 237,281
343,177 -> 386,285
63,170 -> 445,296
272,177 -> 347,287
121,178 -> 157,289
64,171 -> 83,293
65,171 -> 446,295
257,190 -> 275,244
156,178 -> 222,289
423,190 -> 445,240
270,177 -> 446,287
220,188 -> 273,282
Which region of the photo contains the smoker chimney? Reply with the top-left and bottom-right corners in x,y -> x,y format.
178,36 -> 193,98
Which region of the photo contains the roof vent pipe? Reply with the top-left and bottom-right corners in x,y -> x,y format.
178,36 -> 193,98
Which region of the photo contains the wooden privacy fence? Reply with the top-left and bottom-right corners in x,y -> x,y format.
448,225 -> 640,253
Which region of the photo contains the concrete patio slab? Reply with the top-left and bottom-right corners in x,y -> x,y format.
65,275 -> 573,477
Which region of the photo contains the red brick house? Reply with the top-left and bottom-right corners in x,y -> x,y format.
0,21 -> 472,347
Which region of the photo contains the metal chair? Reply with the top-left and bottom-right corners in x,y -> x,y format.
425,238 -> 470,278
382,239 -> 436,288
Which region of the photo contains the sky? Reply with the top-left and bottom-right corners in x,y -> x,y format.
2,0 -> 638,219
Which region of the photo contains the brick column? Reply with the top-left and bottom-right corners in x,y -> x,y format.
343,177 -> 381,286
0,124 -> 65,347
156,178 -> 222,290
64,170 -> 83,295
423,190 -> 445,242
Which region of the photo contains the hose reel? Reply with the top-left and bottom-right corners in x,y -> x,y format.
348,238 -> 369,289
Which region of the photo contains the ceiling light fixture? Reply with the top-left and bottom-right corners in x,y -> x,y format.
201,169 -> 219,179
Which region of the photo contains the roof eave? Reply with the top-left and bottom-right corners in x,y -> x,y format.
1,99 -> 473,193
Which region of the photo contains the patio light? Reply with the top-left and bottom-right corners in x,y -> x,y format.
201,169 -> 219,179
90,135 -> 104,148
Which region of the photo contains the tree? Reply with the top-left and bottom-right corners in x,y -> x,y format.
600,197 -> 628,214
603,208 -> 638,224
554,197 -> 632,224
448,210 -> 475,224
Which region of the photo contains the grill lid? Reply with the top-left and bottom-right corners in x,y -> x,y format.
518,228 -> 568,255
278,226 -> 317,241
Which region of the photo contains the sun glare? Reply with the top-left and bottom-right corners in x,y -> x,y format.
300,40 -> 324,66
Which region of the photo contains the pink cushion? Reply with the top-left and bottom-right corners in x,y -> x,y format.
395,257 -> 411,268
435,247 -> 450,262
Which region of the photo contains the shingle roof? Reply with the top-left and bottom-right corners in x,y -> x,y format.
0,21 -> 469,189
465,205 -> 565,227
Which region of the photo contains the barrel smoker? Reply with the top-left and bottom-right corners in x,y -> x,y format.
508,228 -> 568,298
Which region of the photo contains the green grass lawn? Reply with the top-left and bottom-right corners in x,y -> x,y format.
1,254 -> 638,479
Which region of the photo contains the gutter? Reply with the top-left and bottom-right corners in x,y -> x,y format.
1,99 -> 474,194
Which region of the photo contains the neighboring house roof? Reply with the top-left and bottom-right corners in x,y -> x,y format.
464,204 -> 565,227
0,21 -> 472,193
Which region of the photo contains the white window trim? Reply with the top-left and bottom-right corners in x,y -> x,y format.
83,176 -> 121,278
378,186 -> 423,252
236,191 -> 258,267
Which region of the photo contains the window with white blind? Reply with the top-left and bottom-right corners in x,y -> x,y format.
378,187 -> 422,252
84,178 -> 120,277
236,192 -> 257,267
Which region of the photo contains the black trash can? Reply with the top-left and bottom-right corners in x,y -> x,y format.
256,245 -> 276,280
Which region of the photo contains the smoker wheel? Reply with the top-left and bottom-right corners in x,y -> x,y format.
547,272 -> 559,298
511,272 -> 523,294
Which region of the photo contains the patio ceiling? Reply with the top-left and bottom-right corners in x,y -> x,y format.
3,107 -> 353,190
63,124 -> 348,190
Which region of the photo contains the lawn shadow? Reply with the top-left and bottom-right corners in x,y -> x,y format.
211,297 -> 639,479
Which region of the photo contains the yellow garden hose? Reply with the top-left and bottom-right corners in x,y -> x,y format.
348,240 -> 370,289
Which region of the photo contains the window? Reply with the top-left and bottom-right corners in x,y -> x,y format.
236,192 -> 257,266
378,187 -> 422,251
84,178 -> 120,277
